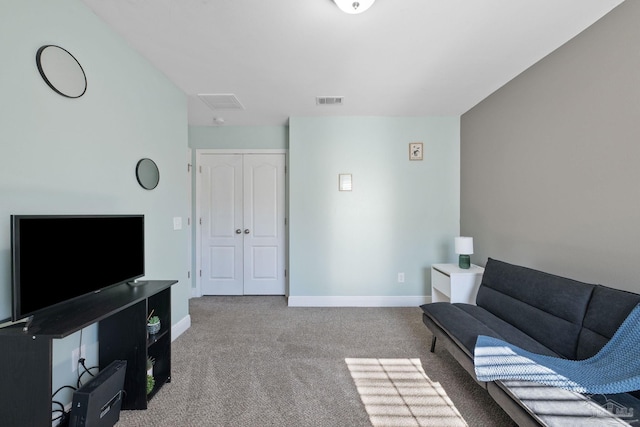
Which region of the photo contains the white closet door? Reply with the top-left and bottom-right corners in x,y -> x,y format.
242,154 -> 286,295
200,154 -> 244,295
199,153 -> 285,296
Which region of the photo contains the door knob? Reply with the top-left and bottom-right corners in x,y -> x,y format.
244,229 -> 250,234
235,229 -> 242,234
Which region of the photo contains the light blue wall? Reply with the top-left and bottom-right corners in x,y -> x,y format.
1,0 -> 189,411
188,125 -> 288,290
189,125 -> 288,150
289,117 -> 460,298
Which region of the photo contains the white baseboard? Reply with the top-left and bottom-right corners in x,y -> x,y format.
287,295 -> 431,307
172,314 -> 191,341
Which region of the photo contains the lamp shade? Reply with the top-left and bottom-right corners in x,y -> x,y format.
333,0 -> 376,14
455,237 -> 474,255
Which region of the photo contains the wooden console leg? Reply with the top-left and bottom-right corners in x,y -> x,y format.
430,336 -> 437,352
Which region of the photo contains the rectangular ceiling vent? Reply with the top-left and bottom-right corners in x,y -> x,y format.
198,93 -> 245,110
316,96 -> 344,106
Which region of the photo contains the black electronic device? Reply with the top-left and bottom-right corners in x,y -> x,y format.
69,360 -> 127,427
10,214 -> 144,322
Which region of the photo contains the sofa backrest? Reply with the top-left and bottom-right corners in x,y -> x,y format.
476,258 -> 595,359
576,284 -> 640,359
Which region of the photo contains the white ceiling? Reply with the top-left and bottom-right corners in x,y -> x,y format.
80,0 -> 624,127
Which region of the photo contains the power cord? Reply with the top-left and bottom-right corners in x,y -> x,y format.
52,387 -> 76,427
77,358 -> 99,388
51,330 -> 99,426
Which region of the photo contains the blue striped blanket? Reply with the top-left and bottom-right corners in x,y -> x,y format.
474,304 -> 640,394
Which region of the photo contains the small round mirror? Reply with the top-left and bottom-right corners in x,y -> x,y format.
36,45 -> 87,98
136,159 -> 160,190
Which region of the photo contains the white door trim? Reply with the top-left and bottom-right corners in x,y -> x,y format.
187,148 -> 193,298
195,148 -> 287,298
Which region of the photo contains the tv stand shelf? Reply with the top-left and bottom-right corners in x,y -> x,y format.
0,279 -> 177,426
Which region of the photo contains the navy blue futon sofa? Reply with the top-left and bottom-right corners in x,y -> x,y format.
421,258 -> 640,426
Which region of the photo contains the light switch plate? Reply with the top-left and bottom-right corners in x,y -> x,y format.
173,217 -> 182,230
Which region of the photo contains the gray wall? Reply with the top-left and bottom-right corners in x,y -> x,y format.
460,0 -> 639,291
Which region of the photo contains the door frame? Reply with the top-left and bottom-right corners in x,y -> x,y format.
194,149 -> 288,298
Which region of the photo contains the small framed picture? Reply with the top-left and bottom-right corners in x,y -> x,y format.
338,174 -> 352,191
409,142 -> 423,161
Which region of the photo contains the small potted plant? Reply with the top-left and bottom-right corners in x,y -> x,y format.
146,356 -> 156,395
146,374 -> 155,395
147,356 -> 155,376
147,313 -> 161,335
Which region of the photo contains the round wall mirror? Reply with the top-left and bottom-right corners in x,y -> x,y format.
136,158 -> 160,190
36,45 -> 87,98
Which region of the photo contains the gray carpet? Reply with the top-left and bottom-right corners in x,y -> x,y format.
116,296 -> 513,426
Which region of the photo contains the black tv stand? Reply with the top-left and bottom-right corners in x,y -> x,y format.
127,279 -> 148,287
0,279 -> 177,426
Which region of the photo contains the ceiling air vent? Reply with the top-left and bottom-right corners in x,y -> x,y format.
316,96 -> 344,106
198,93 -> 245,110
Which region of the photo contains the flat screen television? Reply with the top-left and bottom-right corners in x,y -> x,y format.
11,214 -> 144,322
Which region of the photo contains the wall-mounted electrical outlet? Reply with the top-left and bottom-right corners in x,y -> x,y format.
71,345 -> 86,372
398,272 -> 405,283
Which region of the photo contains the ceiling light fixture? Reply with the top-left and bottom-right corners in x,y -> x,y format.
333,0 -> 375,14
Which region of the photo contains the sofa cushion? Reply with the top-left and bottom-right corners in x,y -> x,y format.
421,302 -> 559,358
476,258 -> 595,359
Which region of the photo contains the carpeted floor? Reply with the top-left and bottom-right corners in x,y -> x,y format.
116,296 -> 514,427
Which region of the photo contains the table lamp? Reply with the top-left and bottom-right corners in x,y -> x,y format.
455,237 -> 474,269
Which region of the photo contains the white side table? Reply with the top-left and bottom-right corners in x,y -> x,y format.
431,263 -> 485,304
